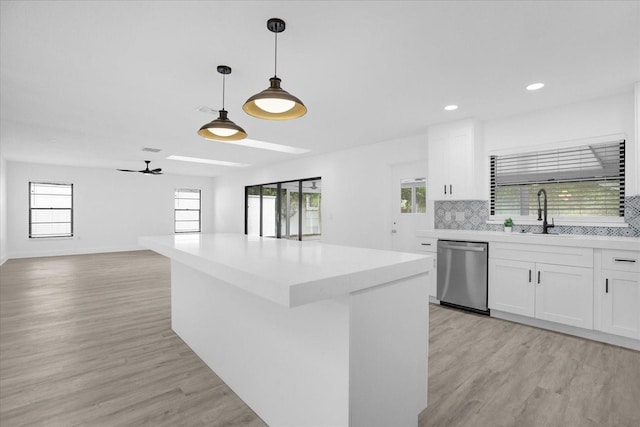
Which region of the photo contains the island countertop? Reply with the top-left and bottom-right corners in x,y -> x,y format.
139,233 -> 432,308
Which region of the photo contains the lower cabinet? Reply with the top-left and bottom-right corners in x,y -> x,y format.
535,263 -> 593,329
489,258 -> 593,329
598,270 -> 640,339
416,238 -> 437,299
488,259 -> 534,317
596,249 -> 640,340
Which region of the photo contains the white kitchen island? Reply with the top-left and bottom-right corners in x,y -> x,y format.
139,233 -> 433,427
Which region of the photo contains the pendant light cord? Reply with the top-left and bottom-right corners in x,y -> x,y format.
274,31 -> 278,77
221,73 -> 226,110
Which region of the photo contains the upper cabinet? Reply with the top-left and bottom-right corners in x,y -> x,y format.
427,119 -> 484,200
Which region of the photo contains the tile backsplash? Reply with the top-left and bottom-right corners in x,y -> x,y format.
434,196 -> 640,237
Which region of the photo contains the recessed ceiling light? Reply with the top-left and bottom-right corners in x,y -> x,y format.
526,82 -> 545,91
167,155 -> 249,167
232,138 -> 310,154
444,105 -> 458,111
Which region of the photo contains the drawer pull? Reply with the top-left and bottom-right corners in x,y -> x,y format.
614,258 -> 637,263
421,243 -> 432,246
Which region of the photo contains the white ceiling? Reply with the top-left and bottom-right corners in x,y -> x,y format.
1,1 -> 639,177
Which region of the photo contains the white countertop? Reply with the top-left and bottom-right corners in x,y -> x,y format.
140,234 -> 432,308
417,229 -> 639,251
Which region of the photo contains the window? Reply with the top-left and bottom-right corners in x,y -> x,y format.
401,178 -> 426,214
490,140 -> 625,219
175,189 -> 201,233
245,178 -> 321,240
29,182 -> 73,238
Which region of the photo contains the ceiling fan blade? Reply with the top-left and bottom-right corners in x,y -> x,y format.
118,161 -> 162,174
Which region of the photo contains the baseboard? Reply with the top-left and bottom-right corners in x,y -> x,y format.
0,256 -> 7,266
6,245 -> 148,260
491,310 -> 640,351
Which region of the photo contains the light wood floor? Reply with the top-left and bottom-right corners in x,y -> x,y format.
1,251 -> 639,427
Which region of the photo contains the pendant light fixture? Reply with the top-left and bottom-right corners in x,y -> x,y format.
243,18 -> 307,120
198,65 -> 247,141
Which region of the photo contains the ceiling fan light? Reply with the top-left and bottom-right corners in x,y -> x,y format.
198,109 -> 247,141
243,77 -> 306,120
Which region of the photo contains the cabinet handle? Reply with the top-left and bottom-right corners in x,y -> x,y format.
421,243 -> 431,246
537,271 -> 541,284
614,258 -> 637,263
444,185 -> 447,195
528,269 -> 532,283
450,184 -> 453,195
605,278 -> 609,293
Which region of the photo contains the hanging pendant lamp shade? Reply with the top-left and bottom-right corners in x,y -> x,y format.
198,109 -> 247,141
198,65 -> 247,141
243,18 -> 307,120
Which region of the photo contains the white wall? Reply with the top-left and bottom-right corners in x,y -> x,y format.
0,156 -> 7,265
483,91 -> 637,197
6,161 -> 215,259
635,82 -> 640,195
212,135 -> 428,251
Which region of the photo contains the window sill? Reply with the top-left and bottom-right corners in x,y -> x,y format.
29,236 -> 76,240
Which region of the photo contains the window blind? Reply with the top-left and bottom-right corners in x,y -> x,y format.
29,182 -> 73,238
175,189 -> 201,233
490,140 -> 625,217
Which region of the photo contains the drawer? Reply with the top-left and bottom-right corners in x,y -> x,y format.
602,250 -> 639,272
415,238 -> 437,253
491,242 -> 593,268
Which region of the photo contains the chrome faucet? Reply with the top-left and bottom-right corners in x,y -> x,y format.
537,188 -> 554,234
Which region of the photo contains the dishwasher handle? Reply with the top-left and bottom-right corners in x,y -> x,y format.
438,244 -> 485,252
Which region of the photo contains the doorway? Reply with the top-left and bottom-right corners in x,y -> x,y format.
390,161 -> 429,252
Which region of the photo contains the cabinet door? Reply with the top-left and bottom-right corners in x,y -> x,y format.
599,270 -> 640,339
489,258 -> 535,316
447,126 -> 473,200
535,264 -> 593,329
427,134 -> 447,199
429,256 -> 438,299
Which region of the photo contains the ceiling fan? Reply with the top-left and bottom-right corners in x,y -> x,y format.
117,160 -> 163,175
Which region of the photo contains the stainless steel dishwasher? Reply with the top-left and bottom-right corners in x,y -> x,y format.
437,240 -> 489,314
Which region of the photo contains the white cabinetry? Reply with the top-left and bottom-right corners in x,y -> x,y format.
595,250 -> 640,339
427,119 -> 482,200
489,243 -> 593,329
489,258 -> 534,317
535,263 -> 593,328
416,237 -> 438,300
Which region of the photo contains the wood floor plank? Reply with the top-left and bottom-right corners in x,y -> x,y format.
420,306 -> 640,427
1,251 -> 266,427
2,251 -> 639,426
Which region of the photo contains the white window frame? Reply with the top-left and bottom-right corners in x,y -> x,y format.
29,181 -> 74,238
174,189 -> 201,233
400,178 -> 427,214
488,138 -> 627,228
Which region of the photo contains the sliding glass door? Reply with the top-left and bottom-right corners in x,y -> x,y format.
245,178 -> 321,240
